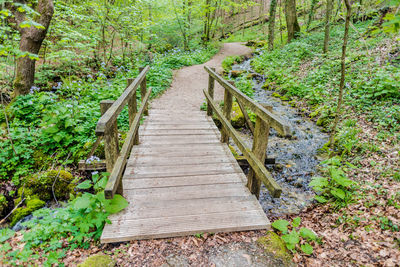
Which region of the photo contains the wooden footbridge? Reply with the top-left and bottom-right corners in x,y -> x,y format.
84,66 -> 290,243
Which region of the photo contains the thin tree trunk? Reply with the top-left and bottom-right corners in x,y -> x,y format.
7,0 -> 54,97
279,0 -> 283,43
323,0 -> 333,53
285,0 -> 300,42
329,0 -> 351,152
268,0 -> 278,50
306,0 -> 318,31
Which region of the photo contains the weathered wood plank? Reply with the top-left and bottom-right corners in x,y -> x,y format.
125,162 -> 243,179
96,66 -> 149,135
123,173 -> 245,189
127,155 -> 237,167
139,129 -> 220,136
204,89 -> 282,198
101,210 -> 270,243
207,67 -> 215,116
108,197 -> 260,220
204,66 -> 290,136
100,100 -> 119,173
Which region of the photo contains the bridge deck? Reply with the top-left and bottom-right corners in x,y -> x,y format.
100,109 -> 270,243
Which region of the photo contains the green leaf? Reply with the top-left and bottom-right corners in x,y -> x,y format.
299,228 -> 317,241
76,180 -> 92,190
314,195 -> 328,203
271,220 -> 290,233
331,188 -> 346,200
0,228 -> 15,242
300,243 -> 313,255
282,230 -> 300,250
43,125 -> 59,134
309,177 -> 328,191
73,194 -> 92,210
104,194 -> 129,214
292,217 -> 301,228
53,134 -> 63,143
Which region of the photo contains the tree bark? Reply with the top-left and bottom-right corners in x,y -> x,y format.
268,0 -> 278,50
7,0 -> 54,97
329,0 -> 351,152
323,0 -> 333,53
306,0 -> 318,31
284,0 -> 300,42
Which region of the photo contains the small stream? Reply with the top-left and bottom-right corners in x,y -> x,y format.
230,58 -> 328,217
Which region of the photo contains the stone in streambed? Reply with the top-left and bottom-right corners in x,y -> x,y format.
256,232 -> 294,267
78,254 -> 116,267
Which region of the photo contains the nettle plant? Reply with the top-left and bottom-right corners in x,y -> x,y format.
271,217 -> 319,255
309,157 -> 357,208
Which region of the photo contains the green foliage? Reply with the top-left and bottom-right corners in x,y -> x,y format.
271,217 -> 318,255
222,55 -> 243,72
309,157 -> 357,208
234,76 -> 254,97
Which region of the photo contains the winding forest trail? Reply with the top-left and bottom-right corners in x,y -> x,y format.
151,42 -> 252,111
100,43 -> 271,243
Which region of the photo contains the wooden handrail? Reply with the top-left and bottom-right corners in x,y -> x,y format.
95,66 -> 150,136
105,88 -> 152,199
204,90 -> 282,198
204,66 -> 291,137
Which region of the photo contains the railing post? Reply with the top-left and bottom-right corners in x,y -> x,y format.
139,67 -> 149,116
100,100 -> 120,174
247,115 -> 270,199
207,67 -> 215,116
127,78 -> 139,145
221,88 -> 233,143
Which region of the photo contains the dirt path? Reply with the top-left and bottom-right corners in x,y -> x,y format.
150,43 -> 252,112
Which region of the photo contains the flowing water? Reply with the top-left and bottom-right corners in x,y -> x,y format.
230,58 -> 328,217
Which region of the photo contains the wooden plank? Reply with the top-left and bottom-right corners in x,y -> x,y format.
101,210 -> 270,243
141,124 -> 218,130
139,129 -> 220,136
221,86 -> 233,143
96,66 -> 149,135
123,173 -> 245,188
127,155 -> 237,167
100,101 -> 119,173
125,162 -> 243,178
204,89 -> 282,198
140,139 -> 221,145
108,196 -> 261,220
207,67 -> 215,116
139,135 -> 220,143
204,66 -> 291,136
124,184 -> 250,201
104,88 -> 152,199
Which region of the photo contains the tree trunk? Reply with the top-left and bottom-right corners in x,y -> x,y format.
329,0 -> 351,152
8,0 -> 54,97
323,0 -> 333,53
268,0 -> 278,50
306,0 -> 318,31
285,0 -> 300,42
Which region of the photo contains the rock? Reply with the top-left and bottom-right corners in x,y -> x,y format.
165,254 -> 190,267
256,232 -> 294,267
78,254 -> 116,267
0,194 -> 7,216
230,70 -> 245,78
245,40 -> 267,48
11,198 -> 45,226
17,170 -> 76,202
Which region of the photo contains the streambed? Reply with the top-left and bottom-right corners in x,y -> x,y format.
230,58 -> 328,217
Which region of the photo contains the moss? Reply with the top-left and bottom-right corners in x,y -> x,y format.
0,194 -> 7,216
78,254 -> 116,267
229,145 -> 239,158
257,231 -> 293,267
230,70 -> 245,78
19,170 -> 76,202
10,198 -> 45,226
262,82 -> 269,90
280,95 -> 290,101
271,92 -> 281,98
288,100 -> 297,107
231,102 -> 245,128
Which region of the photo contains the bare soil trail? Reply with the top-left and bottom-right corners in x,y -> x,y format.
150,43 -> 252,112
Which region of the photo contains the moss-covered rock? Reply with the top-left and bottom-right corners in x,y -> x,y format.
230,70 -> 245,78
78,254 -> 116,267
245,40 -> 267,48
257,231 -> 294,267
271,92 -> 281,98
0,194 -> 8,216
231,102 -> 245,128
19,170 -> 76,202
11,198 -> 45,226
